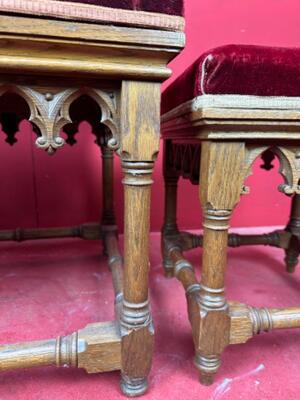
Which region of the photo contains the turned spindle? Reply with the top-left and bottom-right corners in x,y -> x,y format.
230,303 -> 300,345
0,333 -> 78,371
0,223 -> 101,242
0,322 -> 121,373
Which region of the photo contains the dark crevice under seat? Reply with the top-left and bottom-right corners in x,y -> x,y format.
162,44 -> 300,114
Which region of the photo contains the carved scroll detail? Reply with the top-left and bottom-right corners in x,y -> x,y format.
274,147 -> 300,195
243,145 -> 269,194
0,84 -> 118,154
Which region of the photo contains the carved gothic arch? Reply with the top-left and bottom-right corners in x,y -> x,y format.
0,84 -> 119,154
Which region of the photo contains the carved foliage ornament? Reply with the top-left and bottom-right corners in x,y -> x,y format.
0,85 -> 119,154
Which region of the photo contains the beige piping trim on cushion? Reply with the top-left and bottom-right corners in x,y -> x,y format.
0,0 -> 185,31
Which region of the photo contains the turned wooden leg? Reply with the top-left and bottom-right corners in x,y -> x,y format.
100,143 -> 117,256
120,161 -> 154,396
284,194 -> 300,273
101,144 -> 116,228
195,210 -> 231,385
196,141 -> 245,385
162,140 -> 180,278
118,81 -> 160,397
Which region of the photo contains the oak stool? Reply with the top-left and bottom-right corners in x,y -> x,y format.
0,1 -> 185,396
161,44 -> 300,385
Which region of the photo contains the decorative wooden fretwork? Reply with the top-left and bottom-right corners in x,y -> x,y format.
166,142 -> 201,184
0,84 -> 119,154
163,141 -> 300,261
167,143 -> 300,196
244,145 -> 300,196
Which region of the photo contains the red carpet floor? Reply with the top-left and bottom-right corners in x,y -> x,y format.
0,227 -> 299,400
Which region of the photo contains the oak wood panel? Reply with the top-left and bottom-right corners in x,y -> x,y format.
120,81 -> 160,161
0,15 -> 185,49
0,15 -> 184,81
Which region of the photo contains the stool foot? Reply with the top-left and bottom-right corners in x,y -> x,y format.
120,376 -> 148,397
199,373 -> 215,386
195,353 -> 220,386
285,248 -> 299,273
163,257 -> 175,278
284,237 -> 300,273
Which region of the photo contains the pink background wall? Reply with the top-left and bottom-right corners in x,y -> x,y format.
1,0 -> 300,232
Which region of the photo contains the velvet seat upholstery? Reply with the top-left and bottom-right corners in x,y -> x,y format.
162,44 -> 300,114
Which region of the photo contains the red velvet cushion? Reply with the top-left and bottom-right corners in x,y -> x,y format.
56,0 -> 184,15
162,44 -> 300,113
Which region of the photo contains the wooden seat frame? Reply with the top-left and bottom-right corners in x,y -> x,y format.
0,13 -> 184,397
161,94 -> 300,385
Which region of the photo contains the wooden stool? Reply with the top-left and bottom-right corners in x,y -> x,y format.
0,1 -> 184,396
161,44 -> 300,385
